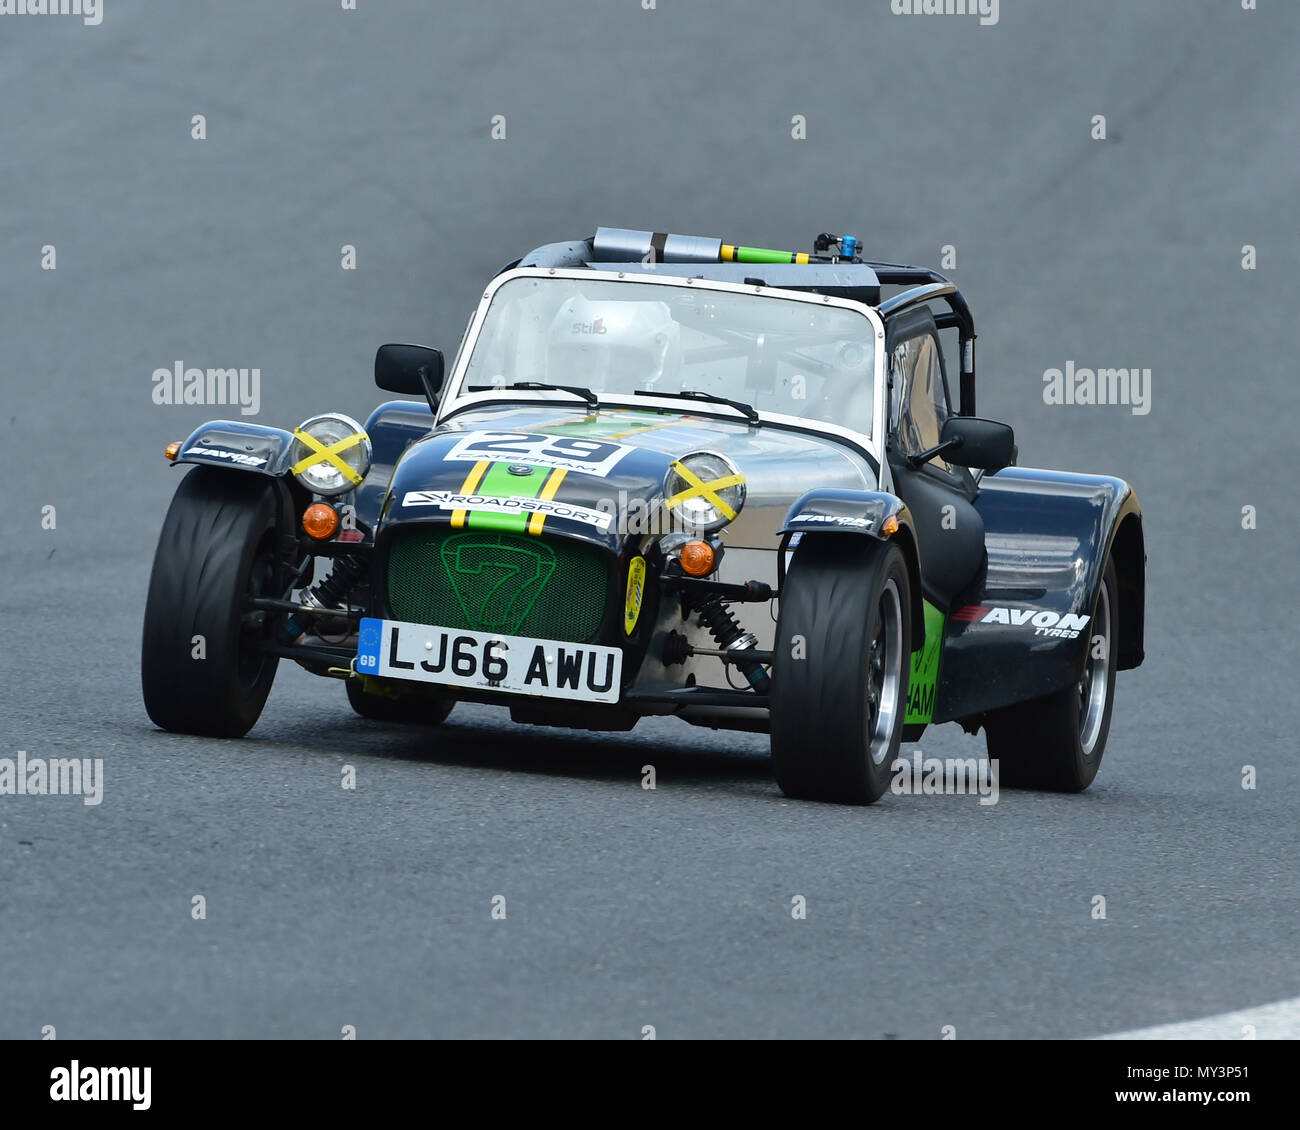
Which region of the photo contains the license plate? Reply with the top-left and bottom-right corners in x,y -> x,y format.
354,617 -> 623,704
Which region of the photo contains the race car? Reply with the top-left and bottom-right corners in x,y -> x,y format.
141,227 -> 1146,804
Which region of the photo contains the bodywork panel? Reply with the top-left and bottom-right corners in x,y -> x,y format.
934,466 -> 1143,721
780,488 -> 905,539
174,420 -> 298,476
359,400 -> 435,529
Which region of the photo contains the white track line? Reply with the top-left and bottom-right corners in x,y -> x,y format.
1097,995 -> 1300,1040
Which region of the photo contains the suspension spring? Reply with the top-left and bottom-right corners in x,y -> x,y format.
695,595 -> 770,693
310,554 -> 368,609
286,554 -> 368,641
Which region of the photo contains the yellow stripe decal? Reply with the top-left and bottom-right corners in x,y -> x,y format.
607,420 -> 675,440
451,460 -> 490,528
527,467 -> 569,535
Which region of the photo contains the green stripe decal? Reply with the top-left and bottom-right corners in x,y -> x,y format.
464,462 -> 548,533
535,412 -> 666,440
905,600 -> 945,725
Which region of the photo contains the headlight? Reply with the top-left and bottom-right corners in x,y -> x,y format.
663,451 -> 746,534
290,413 -> 372,496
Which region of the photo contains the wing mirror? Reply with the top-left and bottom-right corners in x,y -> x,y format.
938,416 -> 1015,472
908,416 -> 1016,473
375,344 -> 444,410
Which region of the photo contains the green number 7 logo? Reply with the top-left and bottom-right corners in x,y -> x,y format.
439,533 -> 557,634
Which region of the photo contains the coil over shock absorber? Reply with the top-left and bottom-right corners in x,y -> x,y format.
285,554 -> 367,643
694,595 -> 770,693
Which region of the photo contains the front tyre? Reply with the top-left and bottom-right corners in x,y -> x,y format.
771,538 -> 913,804
983,558 -> 1119,791
141,468 -> 282,737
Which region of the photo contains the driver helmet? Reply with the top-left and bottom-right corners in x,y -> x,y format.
546,295 -> 681,391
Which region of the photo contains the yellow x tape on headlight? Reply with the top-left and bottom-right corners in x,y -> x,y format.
664,461 -> 745,521
291,428 -> 366,486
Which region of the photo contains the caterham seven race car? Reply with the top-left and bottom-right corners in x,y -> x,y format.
142,228 -> 1145,804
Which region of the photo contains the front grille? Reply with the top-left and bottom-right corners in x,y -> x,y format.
386,527 -> 609,643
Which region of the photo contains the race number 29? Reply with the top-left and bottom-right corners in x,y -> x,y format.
443,432 -> 632,476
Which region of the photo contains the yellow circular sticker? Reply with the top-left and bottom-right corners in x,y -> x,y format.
624,556 -> 647,635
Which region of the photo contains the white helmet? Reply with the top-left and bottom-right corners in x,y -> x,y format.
546,295 -> 681,391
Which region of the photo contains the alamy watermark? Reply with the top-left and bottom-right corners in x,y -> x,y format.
1042,361 -> 1151,415
0,751 -> 103,806
152,361 -> 260,416
890,0 -> 999,27
890,751 -> 999,805
50,1062 -> 150,1110
0,0 -> 102,25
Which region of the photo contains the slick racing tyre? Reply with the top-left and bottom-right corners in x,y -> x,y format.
771,537 -> 913,804
141,467 -> 281,737
346,678 -> 454,725
983,557 -> 1119,791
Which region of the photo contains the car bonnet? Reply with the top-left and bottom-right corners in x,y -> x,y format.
381,403 -> 876,550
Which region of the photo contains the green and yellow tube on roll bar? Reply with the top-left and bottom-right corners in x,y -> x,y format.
589,226 -> 855,266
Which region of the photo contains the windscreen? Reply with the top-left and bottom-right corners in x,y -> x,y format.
460,274 -> 877,436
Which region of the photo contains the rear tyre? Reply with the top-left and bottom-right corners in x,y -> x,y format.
346,678 -> 454,725
771,538 -> 912,804
141,468 -> 281,737
983,558 -> 1119,791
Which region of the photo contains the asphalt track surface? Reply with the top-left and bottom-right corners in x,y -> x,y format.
1,0 -> 1297,1039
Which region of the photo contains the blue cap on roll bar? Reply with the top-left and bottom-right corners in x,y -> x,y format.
840,234 -> 857,261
